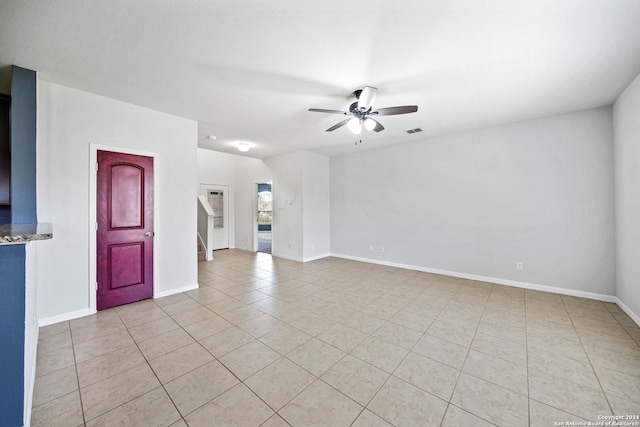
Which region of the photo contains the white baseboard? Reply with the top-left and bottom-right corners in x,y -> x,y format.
303,253 -> 331,262
37,284 -> 199,327
272,252 -> 331,263
330,252 -> 620,303
155,283 -> 199,299
38,307 -> 94,327
272,253 -> 304,262
616,298 -> 640,327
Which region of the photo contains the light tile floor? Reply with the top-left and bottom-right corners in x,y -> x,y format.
32,249 -> 640,426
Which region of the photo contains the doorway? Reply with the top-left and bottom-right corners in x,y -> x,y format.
256,183 -> 272,254
96,150 -> 154,310
200,184 -> 230,250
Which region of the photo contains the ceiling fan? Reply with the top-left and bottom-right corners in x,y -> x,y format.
309,86 -> 418,134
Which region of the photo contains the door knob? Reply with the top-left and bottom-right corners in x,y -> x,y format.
145,232 -> 153,237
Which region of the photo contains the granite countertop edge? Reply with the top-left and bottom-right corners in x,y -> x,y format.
0,223 -> 53,244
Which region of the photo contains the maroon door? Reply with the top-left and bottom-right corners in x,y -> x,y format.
97,150 -> 154,310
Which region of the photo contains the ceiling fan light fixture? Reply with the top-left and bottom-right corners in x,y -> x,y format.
364,118 -> 376,131
348,118 -> 362,134
237,142 -> 250,152
308,86 -> 418,135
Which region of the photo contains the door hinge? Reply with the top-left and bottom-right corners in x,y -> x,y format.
96,281 -> 99,290
95,222 -> 98,230
95,162 -> 99,171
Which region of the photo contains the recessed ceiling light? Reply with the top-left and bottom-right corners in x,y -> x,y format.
237,142 -> 250,152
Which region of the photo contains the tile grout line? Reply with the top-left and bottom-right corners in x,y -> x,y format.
524,290 -> 531,427
154,295 -> 264,423
181,279 -> 317,425
68,321 -> 87,427
115,303 -> 187,426
438,281 -> 495,427
404,280 -> 454,427
223,268 -> 367,426
561,297 -> 617,417
347,278 -> 456,427
254,274 -> 415,426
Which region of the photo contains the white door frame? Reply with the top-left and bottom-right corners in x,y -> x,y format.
254,182 -> 273,253
199,183 -> 230,250
89,144 -> 160,314
252,183 -> 259,252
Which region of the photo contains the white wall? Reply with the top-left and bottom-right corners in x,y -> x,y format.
303,151 -> 330,260
331,107 -> 615,297
263,151 -> 331,262
37,81 -> 198,320
265,152 -> 304,260
614,72 -> 640,319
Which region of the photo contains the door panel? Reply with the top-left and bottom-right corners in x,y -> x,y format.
108,243 -> 144,288
110,164 -> 143,228
97,150 -> 154,310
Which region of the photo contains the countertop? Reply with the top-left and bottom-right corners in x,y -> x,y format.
0,223 -> 53,244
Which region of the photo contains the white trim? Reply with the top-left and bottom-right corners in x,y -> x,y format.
24,325 -> 38,427
197,194 -> 214,216
155,283 -> 199,299
196,195 -> 214,261
273,253 -> 304,262
254,181 -> 274,254
303,253 -> 331,263
89,144 -> 160,313
38,307 -> 94,327
37,284 -> 200,327
253,182 -> 259,252
330,253 -> 619,303
196,231 -> 213,262
616,298 -> 640,327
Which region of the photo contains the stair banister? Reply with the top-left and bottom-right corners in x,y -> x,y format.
197,195 -> 214,261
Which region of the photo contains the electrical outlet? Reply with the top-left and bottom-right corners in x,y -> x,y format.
288,242 -> 292,249
369,245 -> 374,252
311,243 -> 315,249
516,262 -> 524,270
380,246 -> 385,253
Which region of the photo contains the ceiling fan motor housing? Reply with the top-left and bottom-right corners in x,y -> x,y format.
349,102 -> 369,120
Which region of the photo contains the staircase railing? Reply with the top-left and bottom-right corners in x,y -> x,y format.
197,195 -> 214,261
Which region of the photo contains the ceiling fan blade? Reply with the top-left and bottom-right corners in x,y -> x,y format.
357,86 -> 378,111
308,108 -> 348,115
326,118 -> 351,132
369,118 -> 385,132
373,105 -> 418,116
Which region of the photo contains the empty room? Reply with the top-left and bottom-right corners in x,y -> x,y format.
1,1 -> 639,426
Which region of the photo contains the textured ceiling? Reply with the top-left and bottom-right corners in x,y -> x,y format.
1,0 -> 639,158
